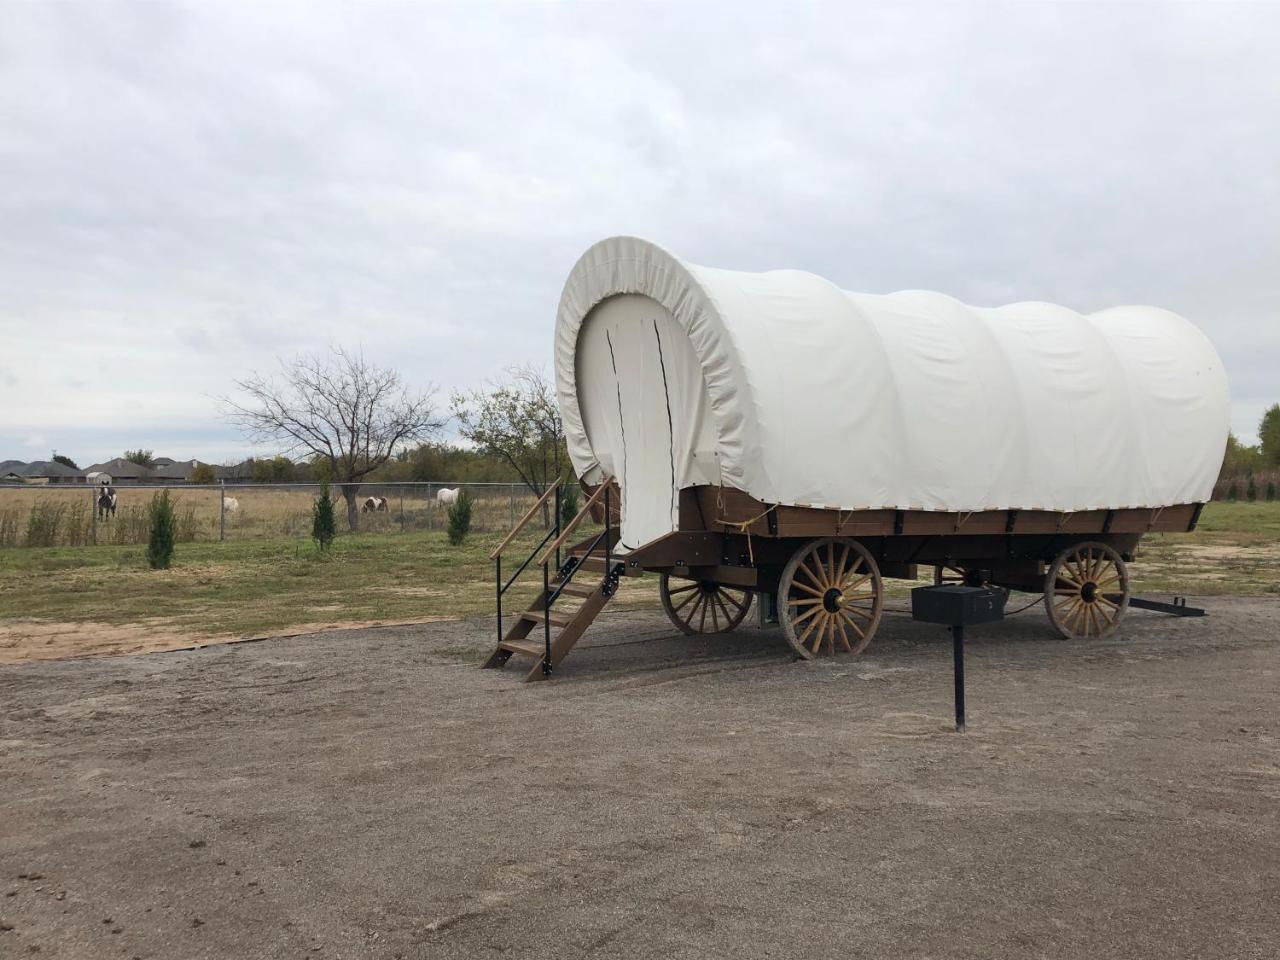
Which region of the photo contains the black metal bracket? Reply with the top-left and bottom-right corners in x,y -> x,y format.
1121,595 -> 1207,617
766,504 -> 778,536
893,510 -> 905,536
1102,509 -> 1116,534
1188,502 -> 1205,531
601,562 -> 624,598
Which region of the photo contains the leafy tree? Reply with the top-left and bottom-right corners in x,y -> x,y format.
452,366 -> 568,526
1247,475 -> 1258,501
251,455 -> 297,483
312,482 -> 337,551
147,491 -> 175,569
124,449 -> 155,468
1259,404 -> 1280,467
446,489 -> 473,545
1226,482 -> 1239,501
224,347 -> 442,530
1220,432 -> 1263,479
190,463 -> 217,484
1268,481 -> 1277,502
51,452 -> 79,470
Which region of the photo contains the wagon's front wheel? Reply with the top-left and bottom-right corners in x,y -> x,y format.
779,538 -> 884,659
660,573 -> 752,635
1044,541 -> 1130,640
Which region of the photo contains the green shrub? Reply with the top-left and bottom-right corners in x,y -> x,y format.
147,490 -> 176,569
1226,482 -> 1239,501
559,483 -> 579,530
1268,481 -> 1277,502
1247,476 -> 1258,502
312,483 -> 337,551
447,489 -> 473,545
25,500 -> 63,547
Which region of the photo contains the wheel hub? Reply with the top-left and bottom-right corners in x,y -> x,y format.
822,587 -> 844,613
1080,581 -> 1098,603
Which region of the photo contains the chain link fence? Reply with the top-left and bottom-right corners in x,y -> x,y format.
0,482 -> 552,548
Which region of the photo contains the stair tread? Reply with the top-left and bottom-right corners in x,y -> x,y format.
555,582 -> 599,598
499,639 -> 546,657
521,609 -> 576,628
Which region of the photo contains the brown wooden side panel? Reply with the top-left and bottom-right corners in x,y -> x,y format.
679,485 -> 1202,538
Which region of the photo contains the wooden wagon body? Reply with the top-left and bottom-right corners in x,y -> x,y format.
485,238 -> 1228,676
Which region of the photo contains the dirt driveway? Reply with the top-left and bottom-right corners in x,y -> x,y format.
2,598 -> 1278,959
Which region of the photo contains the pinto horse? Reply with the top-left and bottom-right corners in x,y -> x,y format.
96,486 -> 118,520
362,496 -> 389,513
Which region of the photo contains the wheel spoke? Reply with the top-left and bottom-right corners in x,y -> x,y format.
841,572 -> 871,593
840,610 -> 866,640
834,543 -> 850,591
834,617 -> 853,652
666,583 -> 700,596
788,596 -> 826,607
698,597 -> 709,632
791,604 -> 824,627
708,594 -> 720,632
797,612 -> 823,651
673,590 -> 700,614
790,580 -> 826,600
682,594 -> 705,626
844,603 -> 875,620
1095,593 -> 1119,610
723,590 -> 748,614
804,554 -> 830,590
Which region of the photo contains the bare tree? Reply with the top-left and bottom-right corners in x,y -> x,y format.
224,347 -> 442,530
452,365 -> 567,526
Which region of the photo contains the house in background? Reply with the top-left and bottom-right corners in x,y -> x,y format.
83,458 -> 155,483
0,461 -> 86,484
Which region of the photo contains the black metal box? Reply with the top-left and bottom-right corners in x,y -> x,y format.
911,585 -> 1006,627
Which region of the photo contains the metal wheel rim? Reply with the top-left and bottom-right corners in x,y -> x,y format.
1044,541 -> 1130,640
660,573 -> 752,635
779,538 -> 883,660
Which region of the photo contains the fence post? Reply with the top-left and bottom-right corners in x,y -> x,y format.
509,486 -> 515,528
90,488 -> 97,545
399,488 -> 405,533
219,481 -> 225,542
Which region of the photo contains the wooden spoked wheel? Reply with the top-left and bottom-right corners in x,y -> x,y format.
660,573 -> 752,635
779,538 -> 883,659
1044,541 -> 1130,640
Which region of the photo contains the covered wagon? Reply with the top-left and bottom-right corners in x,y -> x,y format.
485,237 -> 1229,678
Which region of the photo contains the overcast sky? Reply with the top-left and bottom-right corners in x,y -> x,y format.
1,1 -> 1277,466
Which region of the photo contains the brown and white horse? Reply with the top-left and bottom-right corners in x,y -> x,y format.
362,496 -> 389,513
96,485 -> 118,520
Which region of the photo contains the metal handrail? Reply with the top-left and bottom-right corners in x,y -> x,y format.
537,477 -> 612,566
489,483 -> 559,560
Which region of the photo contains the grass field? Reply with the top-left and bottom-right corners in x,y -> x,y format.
0,483 -> 536,546
0,502 -> 1276,663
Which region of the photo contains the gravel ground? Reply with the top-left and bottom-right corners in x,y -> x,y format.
2,596 -> 1278,959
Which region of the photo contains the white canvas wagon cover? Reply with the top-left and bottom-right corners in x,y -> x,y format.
555,236 -> 1229,550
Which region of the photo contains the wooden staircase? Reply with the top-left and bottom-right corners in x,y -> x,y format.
482,545 -> 622,681
482,479 -> 621,682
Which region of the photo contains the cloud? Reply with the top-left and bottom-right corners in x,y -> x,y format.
0,0 -> 1277,466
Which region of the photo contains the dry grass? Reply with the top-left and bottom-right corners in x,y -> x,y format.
0,484 -> 537,547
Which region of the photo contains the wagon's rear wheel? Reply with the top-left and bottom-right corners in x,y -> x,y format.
1044,541 -> 1130,640
779,538 -> 884,659
660,573 -> 752,635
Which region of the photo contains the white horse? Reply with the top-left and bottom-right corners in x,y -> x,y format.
362,496 -> 389,513
223,496 -> 239,513
437,487 -> 460,506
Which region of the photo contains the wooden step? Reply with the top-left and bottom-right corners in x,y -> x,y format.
569,555 -> 611,573
521,608 -> 576,628
555,581 -> 599,599
499,639 -> 546,658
